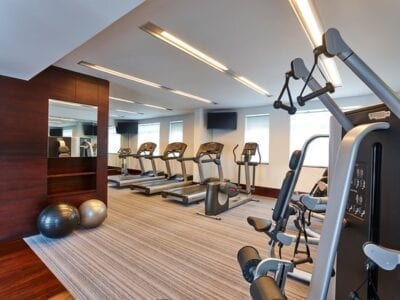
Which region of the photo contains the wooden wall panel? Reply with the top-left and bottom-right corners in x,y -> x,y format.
0,67 -> 109,242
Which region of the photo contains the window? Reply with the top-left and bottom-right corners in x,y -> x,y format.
244,114 -> 270,163
63,128 -> 73,137
169,121 -> 183,143
138,123 -> 160,155
108,126 -> 121,153
290,110 -> 330,167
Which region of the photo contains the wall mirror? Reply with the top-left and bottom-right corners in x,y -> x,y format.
48,99 -> 98,158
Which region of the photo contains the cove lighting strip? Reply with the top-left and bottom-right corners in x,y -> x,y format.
288,0 -> 342,87
109,96 -> 172,111
79,61 -> 215,104
140,22 -> 271,96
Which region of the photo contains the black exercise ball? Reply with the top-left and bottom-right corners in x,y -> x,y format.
37,204 -> 80,238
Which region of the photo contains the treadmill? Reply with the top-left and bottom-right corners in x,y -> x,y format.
108,142 -> 165,187
130,142 -> 192,195
161,142 -> 224,205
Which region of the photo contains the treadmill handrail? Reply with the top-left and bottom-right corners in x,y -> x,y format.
308,122 -> 389,300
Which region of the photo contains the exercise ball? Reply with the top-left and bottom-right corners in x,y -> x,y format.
37,204 -> 80,238
79,199 -> 107,228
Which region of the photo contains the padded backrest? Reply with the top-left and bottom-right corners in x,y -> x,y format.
272,170 -> 295,222
289,150 -> 302,170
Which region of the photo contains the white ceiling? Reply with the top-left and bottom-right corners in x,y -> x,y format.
0,0 -> 144,80
3,0 -> 400,120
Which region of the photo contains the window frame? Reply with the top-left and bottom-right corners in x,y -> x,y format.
169,120 -> 183,143
138,122 -> 161,155
107,126 -> 121,154
289,109 -> 330,168
244,113 -> 270,164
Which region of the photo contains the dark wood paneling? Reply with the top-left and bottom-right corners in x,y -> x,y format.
96,82 -> 109,203
0,66 -> 109,242
0,239 -> 67,298
48,157 -> 96,175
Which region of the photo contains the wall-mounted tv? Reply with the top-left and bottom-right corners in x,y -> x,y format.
207,112 -> 237,130
82,123 -> 97,136
49,127 -> 63,136
116,121 -> 138,134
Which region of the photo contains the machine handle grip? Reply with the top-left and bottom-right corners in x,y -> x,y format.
297,82 -> 335,106
273,100 -> 297,115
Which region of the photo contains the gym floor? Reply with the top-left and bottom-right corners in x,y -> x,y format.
1,188 -> 320,299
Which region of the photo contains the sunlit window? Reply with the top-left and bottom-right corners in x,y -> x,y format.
138,123 -> 160,155
244,114 -> 269,163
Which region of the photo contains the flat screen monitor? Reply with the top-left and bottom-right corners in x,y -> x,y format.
207,112 -> 237,130
116,121 -> 138,134
49,127 -> 63,136
82,123 -> 97,136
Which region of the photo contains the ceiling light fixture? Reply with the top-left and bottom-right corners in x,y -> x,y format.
234,76 -> 270,96
140,22 -> 271,96
79,61 -> 161,88
49,99 -> 83,107
109,96 -> 135,104
141,23 -> 228,72
171,90 -> 212,104
288,0 -> 342,87
142,103 -> 172,111
49,116 -> 77,122
115,109 -> 142,115
110,96 -> 172,111
79,60 -> 215,104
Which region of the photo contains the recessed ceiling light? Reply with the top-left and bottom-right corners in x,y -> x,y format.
171,90 -> 213,104
116,109 -> 143,115
79,61 -> 161,88
140,22 -> 271,96
288,0 -> 342,86
79,61 -> 215,104
110,96 -> 172,111
49,99 -> 83,107
142,103 -> 172,111
109,96 -> 135,104
233,76 -> 270,96
49,116 -> 77,122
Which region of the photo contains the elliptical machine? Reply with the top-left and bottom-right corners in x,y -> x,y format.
198,143 -> 261,220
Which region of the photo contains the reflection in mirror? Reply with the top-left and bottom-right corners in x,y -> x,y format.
48,99 -> 98,158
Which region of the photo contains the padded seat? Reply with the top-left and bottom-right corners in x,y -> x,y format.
250,276 -> 286,300
247,216 -> 272,232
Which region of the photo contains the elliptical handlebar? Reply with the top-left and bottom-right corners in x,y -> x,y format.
233,144 -> 239,163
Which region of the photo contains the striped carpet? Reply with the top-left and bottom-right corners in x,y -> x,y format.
25,187 -> 319,299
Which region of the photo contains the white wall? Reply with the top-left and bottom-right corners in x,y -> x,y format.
108,93 -> 382,192
108,113 -> 195,176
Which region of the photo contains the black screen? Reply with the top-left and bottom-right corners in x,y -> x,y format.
116,121 -> 138,134
207,112 -> 237,129
49,127 -> 63,136
82,123 -> 97,136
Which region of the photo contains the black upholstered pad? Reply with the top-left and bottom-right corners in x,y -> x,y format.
247,216 -> 272,232
250,276 -> 286,300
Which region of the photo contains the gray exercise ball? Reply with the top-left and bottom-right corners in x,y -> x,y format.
79,199 -> 107,228
37,204 -> 80,238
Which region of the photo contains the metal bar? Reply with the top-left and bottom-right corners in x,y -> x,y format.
292,58 -> 353,132
308,122 -> 389,300
324,28 -> 400,120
